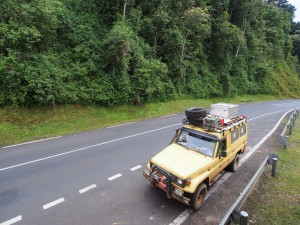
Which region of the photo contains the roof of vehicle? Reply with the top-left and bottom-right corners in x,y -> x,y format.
182,116 -> 247,140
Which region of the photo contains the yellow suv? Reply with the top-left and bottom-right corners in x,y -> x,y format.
143,104 -> 248,210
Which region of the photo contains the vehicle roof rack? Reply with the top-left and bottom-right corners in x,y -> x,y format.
182,115 -> 247,134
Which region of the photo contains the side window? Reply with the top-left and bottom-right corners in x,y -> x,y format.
231,129 -> 239,143
240,125 -> 246,136
217,139 -> 226,156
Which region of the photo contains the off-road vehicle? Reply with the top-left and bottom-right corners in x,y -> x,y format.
143,103 -> 248,210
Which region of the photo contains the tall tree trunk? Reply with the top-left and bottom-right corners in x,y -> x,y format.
235,26 -> 247,58
123,0 -> 131,21
180,35 -> 187,67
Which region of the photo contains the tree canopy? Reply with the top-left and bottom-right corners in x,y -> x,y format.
0,0 -> 299,106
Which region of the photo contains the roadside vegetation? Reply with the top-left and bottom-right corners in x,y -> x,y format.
243,117 -> 300,224
0,0 -> 300,107
0,94 -> 279,146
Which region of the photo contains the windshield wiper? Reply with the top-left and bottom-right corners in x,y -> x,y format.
187,145 -> 199,152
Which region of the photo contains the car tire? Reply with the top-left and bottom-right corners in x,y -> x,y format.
190,182 -> 207,210
185,108 -> 207,119
227,154 -> 240,172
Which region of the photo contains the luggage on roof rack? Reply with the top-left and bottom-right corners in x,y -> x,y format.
183,104 -> 246,132
183,115 -> 247,134
203,115 -> 221,131
210,103 -> 238,119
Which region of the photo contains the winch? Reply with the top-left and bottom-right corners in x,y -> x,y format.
158,175 -> 168,190
149,168 -> 174,193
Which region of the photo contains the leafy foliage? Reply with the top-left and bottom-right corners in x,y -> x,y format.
0,0 -> 299,106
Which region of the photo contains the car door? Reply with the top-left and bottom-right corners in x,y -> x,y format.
209,138 -> 226,181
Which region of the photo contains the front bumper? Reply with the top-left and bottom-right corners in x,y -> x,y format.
143,169 -> 190,205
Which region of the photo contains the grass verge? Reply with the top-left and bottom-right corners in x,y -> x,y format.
243,116 -> 300,224
0,94 -> 284,146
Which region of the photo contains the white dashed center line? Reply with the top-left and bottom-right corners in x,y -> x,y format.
108,173 -> 122,181
130,165 -> 142,171
0,215 -> 22,225
79,184 -> 97,194
43,198 -> 65,210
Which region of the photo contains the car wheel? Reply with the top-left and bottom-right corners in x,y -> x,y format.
190,183 -> 207,210
227,154 -> 240,172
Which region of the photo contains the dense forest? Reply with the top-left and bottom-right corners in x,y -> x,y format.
0,0 -> 300,106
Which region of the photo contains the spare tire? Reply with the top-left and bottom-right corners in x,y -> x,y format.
186,117 -> 204,126
185,107 -> 207,119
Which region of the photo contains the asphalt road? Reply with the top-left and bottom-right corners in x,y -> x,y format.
1,100 -> 300,225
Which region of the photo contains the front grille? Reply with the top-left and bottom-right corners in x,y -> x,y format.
153,166 -> 177,182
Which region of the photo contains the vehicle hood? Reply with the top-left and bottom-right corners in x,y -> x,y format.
151,144 -> 213,179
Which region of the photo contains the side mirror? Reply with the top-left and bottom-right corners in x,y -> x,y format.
221,150 -> 227,157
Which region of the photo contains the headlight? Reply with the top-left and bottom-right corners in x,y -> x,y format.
177,178 -> 183,185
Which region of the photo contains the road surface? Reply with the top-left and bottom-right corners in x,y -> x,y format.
1,99 -> 300,225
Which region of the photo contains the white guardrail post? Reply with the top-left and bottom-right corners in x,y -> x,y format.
240,211 -> 249,225
271,158 -> 278,177
289,123 -> 293,135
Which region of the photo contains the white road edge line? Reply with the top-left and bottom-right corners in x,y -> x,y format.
107,122 -> 135,128
0,123 -> 181,173
79,184 -> 97,194
161,114 -> 177,118
43,198 -> 65,210
108,173 -> 122,181
130,165 -> 142,171
248,110 -> 286,121
3,136 -> 62,149
0,215 -> 22,225
169,109 -> 294,225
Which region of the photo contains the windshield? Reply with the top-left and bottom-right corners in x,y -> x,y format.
176,130 -> 217,157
